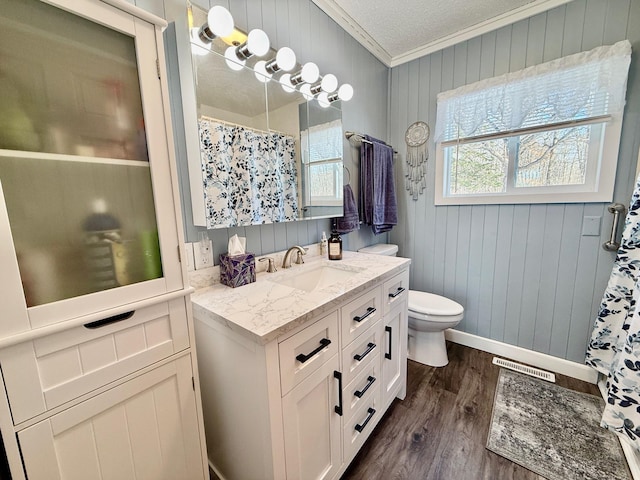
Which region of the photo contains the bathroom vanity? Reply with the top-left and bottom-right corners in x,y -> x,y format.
192,251 -> 410,480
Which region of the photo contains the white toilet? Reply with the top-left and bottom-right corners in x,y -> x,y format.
357,244 -> 464,367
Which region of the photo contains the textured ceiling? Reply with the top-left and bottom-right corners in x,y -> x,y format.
314,0 -> 572,66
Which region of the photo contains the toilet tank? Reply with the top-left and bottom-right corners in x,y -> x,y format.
357,244 -> 398,256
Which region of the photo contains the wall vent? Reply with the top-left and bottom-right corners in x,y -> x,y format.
492,357 -> 556,383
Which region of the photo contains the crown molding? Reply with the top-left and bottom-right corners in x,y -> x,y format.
313,0 -> 574,68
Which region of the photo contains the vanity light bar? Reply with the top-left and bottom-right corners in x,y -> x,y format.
200,5 -> 354,104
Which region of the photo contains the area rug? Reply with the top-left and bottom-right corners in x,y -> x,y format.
486,369 -> 631,480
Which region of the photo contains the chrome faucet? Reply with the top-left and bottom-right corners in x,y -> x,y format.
282,245 -> 306,268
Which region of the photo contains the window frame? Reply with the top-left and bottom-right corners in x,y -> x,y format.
434,42 -> 630,206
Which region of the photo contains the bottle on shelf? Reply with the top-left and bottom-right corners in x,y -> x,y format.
328,229 -> 342,261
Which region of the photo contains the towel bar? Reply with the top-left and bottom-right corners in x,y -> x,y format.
603,203 -> 626,251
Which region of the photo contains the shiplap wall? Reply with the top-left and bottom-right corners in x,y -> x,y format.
129,0 -> 389,261
389,0 -> 640,363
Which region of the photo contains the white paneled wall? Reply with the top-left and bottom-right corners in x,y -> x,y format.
389,0 -> 640,362
130,0 -> 390,261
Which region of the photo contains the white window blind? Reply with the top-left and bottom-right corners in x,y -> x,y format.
433,40 -> 632,205
300,119 -> 343,163
435,40 -> 631,145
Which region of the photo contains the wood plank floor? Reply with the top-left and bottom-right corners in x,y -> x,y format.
340,341 -> 603,480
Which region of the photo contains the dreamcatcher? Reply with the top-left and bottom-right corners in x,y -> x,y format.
405,121 -> 429,200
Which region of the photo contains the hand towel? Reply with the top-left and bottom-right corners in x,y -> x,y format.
361,136 -> 397,235
335,184 -> 360,234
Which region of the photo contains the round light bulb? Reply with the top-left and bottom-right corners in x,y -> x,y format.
254,60 -> 272,83
190,27 -> 211,56
280,74 -> 296,93
276,47 -> 297,72
208,6 -> 234,38
300,84 -> 314,101
246,29 -> 270,57
317,92 -> 330,108
300,62 -> 320,84
321,74 -> 338,93
338,83 -> 354,101
224,46 -> 245,71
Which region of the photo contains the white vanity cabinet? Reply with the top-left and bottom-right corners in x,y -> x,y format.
193,263 -> 410,480
0,0 -> 208,478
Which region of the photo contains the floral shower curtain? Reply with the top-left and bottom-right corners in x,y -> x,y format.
587,173 -> 640,450
198,118 -> 298,228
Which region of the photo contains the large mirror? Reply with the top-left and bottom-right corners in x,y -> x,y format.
188,4 -> 343,229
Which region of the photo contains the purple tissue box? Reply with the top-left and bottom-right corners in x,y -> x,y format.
219,253 -> 256,288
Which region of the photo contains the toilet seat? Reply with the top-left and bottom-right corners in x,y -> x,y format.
408,290 -> 464,318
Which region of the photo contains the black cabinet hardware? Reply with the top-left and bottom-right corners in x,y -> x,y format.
353,307 -> 376,323
355,407 -> 376,432
354,376 -> 376,398
389,287 -> 405,298
334,371 -> 343,416
296,338 -> 331,363
385,326 -> 392,359
353,342 -> 376,361
84,311 -> 135,329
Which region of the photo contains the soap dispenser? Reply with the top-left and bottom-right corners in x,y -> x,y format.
328,229 -> 342,261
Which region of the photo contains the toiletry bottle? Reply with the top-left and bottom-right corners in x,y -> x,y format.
320,231 -> 328,256
328,229 -> 342,260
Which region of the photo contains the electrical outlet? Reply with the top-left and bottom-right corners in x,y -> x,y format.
184,242 -> 195,272
194,239 -> 214,270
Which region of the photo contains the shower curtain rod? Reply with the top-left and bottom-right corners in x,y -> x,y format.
199,115 -> 293,137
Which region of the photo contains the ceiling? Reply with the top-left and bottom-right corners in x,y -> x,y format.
312,0 -> 573,67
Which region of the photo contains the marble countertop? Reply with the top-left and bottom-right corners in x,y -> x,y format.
191,251 -> 411,345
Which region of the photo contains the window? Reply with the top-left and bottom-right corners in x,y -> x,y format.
301,119 -> 343,206
434,40 -> 631,205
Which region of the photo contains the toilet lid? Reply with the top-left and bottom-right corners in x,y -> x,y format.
408,290 -> 464,316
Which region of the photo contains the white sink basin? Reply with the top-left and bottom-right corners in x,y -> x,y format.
271,264 -> 359,292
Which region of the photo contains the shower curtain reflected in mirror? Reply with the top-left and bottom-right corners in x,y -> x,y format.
587,173 -> 640,450
198,118 -> 299,228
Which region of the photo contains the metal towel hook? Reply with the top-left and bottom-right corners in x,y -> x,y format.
603,203 -> 626,252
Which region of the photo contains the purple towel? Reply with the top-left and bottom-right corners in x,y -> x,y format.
335,184 -> 360,234
361,136 -> 397,235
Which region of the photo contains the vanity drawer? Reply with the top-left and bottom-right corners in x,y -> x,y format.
341,321 -> 382,386
341,286 -> 383,345
343,353 -> 381,422
343,390 -> 382,461
1,298 -> 190,425
279,311 -> 339,396
383,269 -> 410,315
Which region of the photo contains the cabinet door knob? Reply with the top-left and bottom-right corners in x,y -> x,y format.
385,326 -> 392,360
334,371 -> 343,416
388,287 -> 405,299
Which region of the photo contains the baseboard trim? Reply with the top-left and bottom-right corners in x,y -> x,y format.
444,329 -> 598,384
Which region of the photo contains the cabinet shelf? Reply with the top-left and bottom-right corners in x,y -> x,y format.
0,149 -> 150,168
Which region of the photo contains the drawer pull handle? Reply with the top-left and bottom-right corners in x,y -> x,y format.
353,342 -> 376,362
296,338 -> 331,363
334,371 -> 343,416
84,311 -> 135,329
385,326 -> 392,360
353,307 -> 376,323
354,376 -> 376,398
389,287 -> 405,299
355,407 -> 376,433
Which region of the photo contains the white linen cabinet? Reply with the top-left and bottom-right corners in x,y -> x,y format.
0,0 -> 208,478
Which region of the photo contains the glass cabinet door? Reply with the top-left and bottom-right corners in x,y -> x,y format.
0,0 -> 181,326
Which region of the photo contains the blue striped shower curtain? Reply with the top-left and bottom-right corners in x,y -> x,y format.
587,174 -> 640,450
